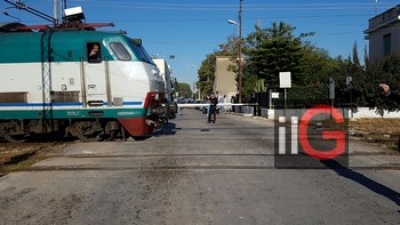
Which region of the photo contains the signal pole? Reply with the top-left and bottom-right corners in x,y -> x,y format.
238,0 -> 243,103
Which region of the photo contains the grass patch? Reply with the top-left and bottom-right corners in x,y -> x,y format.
0,144 -> 59,175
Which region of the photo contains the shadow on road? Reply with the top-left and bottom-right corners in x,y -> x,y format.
153,122 -> 177,137
321,159 -> 400,207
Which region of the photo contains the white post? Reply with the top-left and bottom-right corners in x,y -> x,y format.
269,89 -> 272,109
53,0 -> 58,24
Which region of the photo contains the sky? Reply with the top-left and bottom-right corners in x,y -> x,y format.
1,0 -> 399,88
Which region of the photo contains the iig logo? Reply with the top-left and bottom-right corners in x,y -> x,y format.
274,104 -> 349,168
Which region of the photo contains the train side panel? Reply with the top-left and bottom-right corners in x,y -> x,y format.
0,30 -> 167,141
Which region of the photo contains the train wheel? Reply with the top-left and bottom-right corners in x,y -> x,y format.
65,126 -> 90,142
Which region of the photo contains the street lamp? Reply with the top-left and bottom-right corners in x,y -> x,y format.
228,0 -> 243,103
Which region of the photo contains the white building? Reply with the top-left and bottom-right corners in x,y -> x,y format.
214,56 -> 237,101
364,5 -> 400,62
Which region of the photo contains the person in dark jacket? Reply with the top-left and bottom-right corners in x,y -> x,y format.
207,92 -> 218,123
380,83 -> 400,149
230,95 -> 236,112
380,83 -> 400,103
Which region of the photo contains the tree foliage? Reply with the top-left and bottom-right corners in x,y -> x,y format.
175,82 -> 192,98
196,54 -> 216,98
197,19 -> 400,113
361,56 -> 400,112
246,22 -> 314,87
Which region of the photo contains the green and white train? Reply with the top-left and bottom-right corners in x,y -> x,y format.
0,22 -> 168,142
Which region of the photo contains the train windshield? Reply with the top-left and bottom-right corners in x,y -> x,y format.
129,39 -> 155,65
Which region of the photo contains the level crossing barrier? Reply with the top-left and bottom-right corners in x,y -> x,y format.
176,103 -> 260,116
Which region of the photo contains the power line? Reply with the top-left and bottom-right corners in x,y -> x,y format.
63,1 -> 397,11
108,14 -> 373,27
17,13 -> 374,26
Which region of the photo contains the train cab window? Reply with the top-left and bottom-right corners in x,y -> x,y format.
110,42 -> 131,61
129,39 -> 155,65
87,43 -> 102,63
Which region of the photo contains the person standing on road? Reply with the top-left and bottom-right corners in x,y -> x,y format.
230,95 -> 236,112
205,95 -> 210,118
207,92 -> 218,123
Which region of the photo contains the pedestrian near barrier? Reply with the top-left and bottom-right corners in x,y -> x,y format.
230,95 -> 236,112
207,92 -> 218,123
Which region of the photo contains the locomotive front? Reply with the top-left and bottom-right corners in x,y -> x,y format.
0,24 -> 168,142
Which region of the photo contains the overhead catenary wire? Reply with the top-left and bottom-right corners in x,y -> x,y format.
24,1 -> 396,11
1,1 -> 384,47
6,1 -> 389,27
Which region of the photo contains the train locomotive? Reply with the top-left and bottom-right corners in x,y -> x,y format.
0,9 -> 168,142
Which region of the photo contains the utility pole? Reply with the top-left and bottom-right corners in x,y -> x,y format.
238,0 -> 243,103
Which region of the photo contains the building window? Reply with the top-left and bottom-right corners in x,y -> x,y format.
383,33 -> 392,56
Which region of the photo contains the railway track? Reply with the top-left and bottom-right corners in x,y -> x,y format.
24,150 -> 400,172
2,136 -> 400,175
2,112 -> 400,175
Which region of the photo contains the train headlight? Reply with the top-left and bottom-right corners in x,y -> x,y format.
154,93 -> 160,101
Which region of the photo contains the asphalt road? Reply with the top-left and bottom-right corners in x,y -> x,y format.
0,109 -> 399,225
